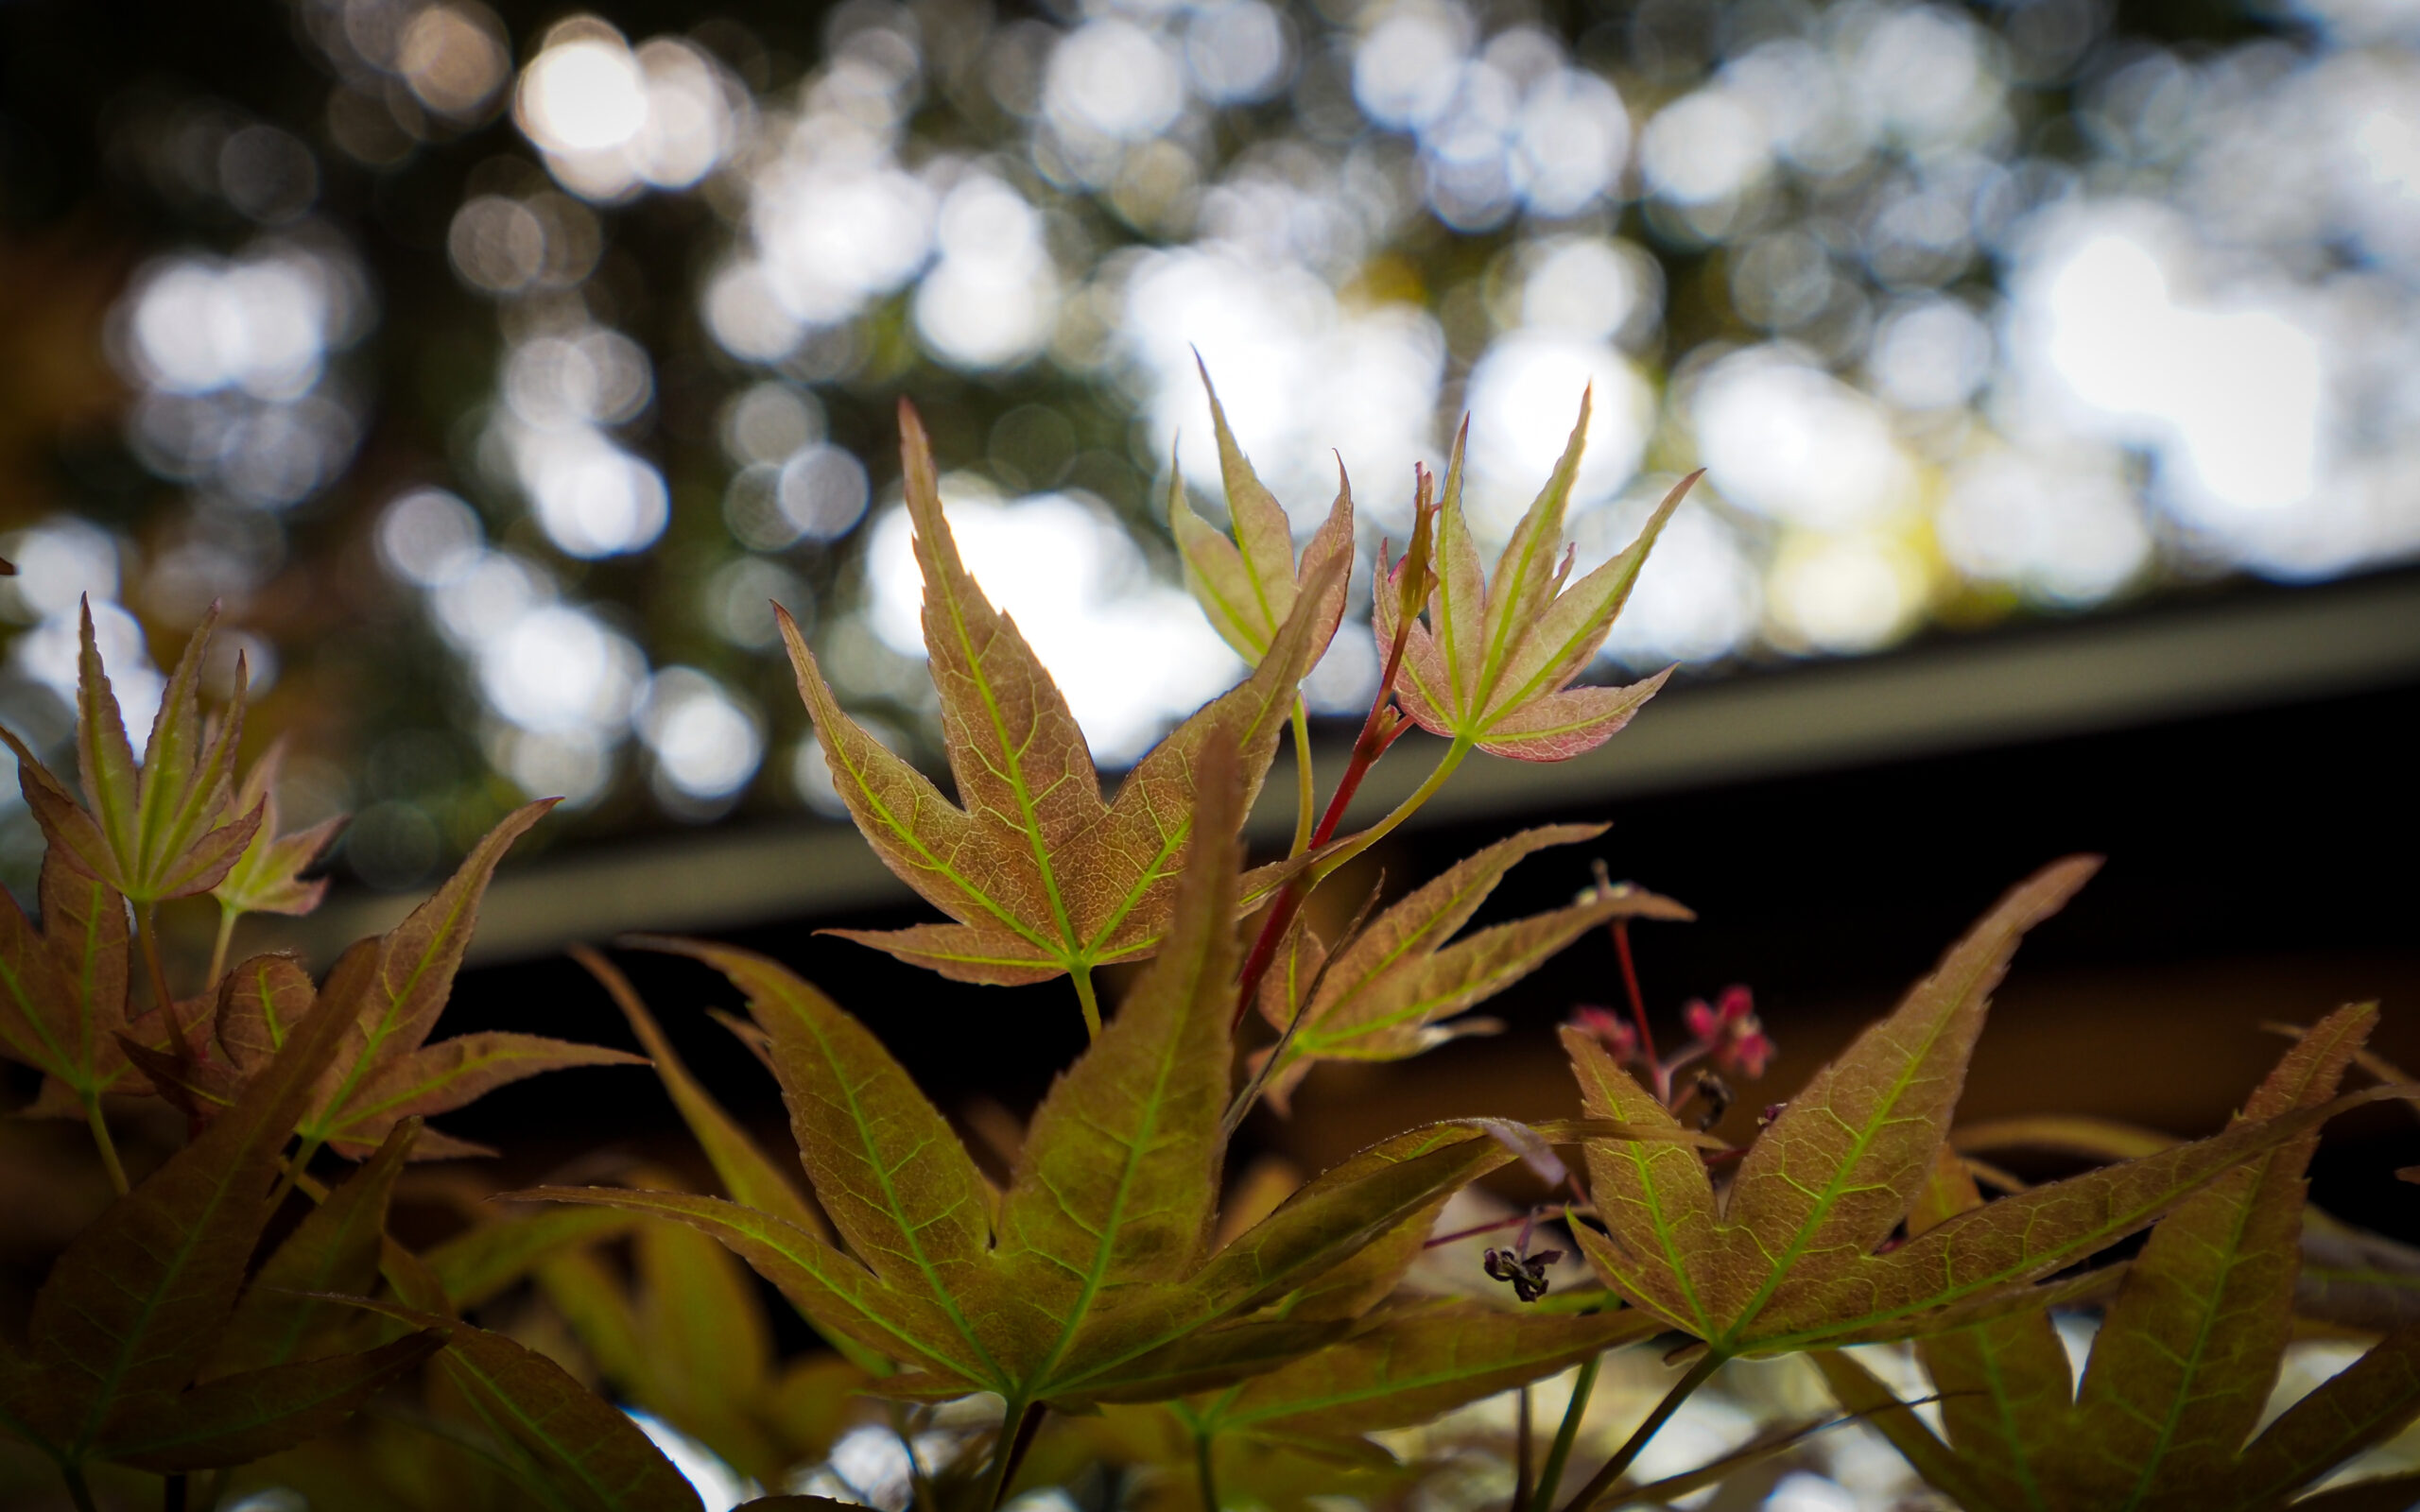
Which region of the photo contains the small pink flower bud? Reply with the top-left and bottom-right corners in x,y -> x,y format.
1683,997 -> 1720,1043
1570,1005 -> 1636,1060
1716,985 -> 1754,1024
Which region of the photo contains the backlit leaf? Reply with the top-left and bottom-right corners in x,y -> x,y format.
1808,1350 -> 2007,1512
2066,1003 -> 2375,1506
1168,359 -> 1354,667
1256,824 -> 1690,1110
424,1206 -> 642,1314
572,945 -> 831,1242
1204,1300 -> 1657,1437
1373,408 -> 1695,763
2233,1324 -> 2420,1511
298,799 -> 642,1157
786,401 -> 1340,1000
211,740 -> 347,919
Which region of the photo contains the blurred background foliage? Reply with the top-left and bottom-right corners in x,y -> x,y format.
3,0 -> 2417,896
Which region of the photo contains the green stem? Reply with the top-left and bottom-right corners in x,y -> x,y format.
1530,1352 -> 1602,1512
206,905 -> 239,998
1071,965 -> 1102,1041
60,1462 -> 100,1512
1195,1427 -> 1220,1512
82,1091 -> 129,1195
1554,1350 -> 1722,1512
1287,699 -> 1316,860
1313,736 -> 1470,881
983,1398 -> 1039,1511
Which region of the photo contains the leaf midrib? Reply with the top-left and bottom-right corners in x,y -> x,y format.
1722,939 -> 2001,1347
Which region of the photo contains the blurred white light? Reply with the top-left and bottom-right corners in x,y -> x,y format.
914,175 -> 1061,369
1354,5 -> 1471,130
399,3 -> 510,119
866,488 -> 1244,764
1847,5 -> 1998,151
506,424 -> 670,558
10,599 -> 164,733
493,727 -> 614,807
434,551 -> 550,646
754,163 -> 936,324
518,29 -> 648,156
448,196 -> 548,293
1870,297 -> 1994,409
722,383 -> 824,465
777,444 -> 872,540
637,667 -> 763,803
1767,531 -> 1929,653
1640,89 -> 1770,204
705,556 -> 806,648
1124,249 -> 1443,532
630,39 -> 738,189
1512,69 -> 1631,216
1520,237 -> 1655,343
2022,215 -> 2322,518
504,328 -> 653,427
378,489 -> 485,587
2,518 -> 119,621
125,251 -> 339,401
1939,448 -> 2152,607
1046,20 -> 1186,142
701,262 -> 805,362
1461,331 -> 1654,531
477,603 -> 643,734
1692,347 -> 1917,530
1186,0 -> 1290,104
1764,1471 -> 1862,1512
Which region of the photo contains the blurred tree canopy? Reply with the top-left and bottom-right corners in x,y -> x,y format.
3,0 -> 2415,896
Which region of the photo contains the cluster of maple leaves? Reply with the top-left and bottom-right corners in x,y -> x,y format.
4,374 -> 2419,1512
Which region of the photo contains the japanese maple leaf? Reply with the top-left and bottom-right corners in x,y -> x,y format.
129,800 -> 643,1159
1374,395 -> 1701,763
784,401 -> 1343,1034
210,740 -> 347,921
0,851 -> 146,1121
0,600 -> 261,906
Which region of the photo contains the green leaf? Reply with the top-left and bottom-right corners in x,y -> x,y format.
210,739 -> 347,919
1564,1022 -> 1722,1338
73,601 -> 263,902
21,938 -> 371,1457
1168,358 -> 1354,667
638,937 -> 1013,1385
1204,1300 -> 1657,1438
2298,1209 -> 2420,1334
1808,1350 -> 2011,1512
340,1299 -> 706,1512
299,799 -> 641,1157
1716,856 -> 2102,1348
784,401 -> 1340,996
1057,1317 -> 1357,1407
423,1206 -> 639,1314
97,1332 -> 442,1472
570,945 -> 832,1242
1374,411 -> 1696,763
2066,1003 -> 2375,1507
991,726 -> 1247,1395
1255,825 -> 1691,1110
1906,1147 -> 2071,1512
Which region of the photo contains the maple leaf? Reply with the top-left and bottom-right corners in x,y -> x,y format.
0,850 -> 144,1129
1373,399 -> 1700,763
1252,823 -> 1693,1112
510,735 -> 1696,1476
1564,856 -> 2412,1366
0,600 -> 262,906
211,738 -> 348,920
782,400 -> 1343,1034
1815,1003 -> 2420,1512
0,943 -> 442,1492
1167,360 -> 1355,854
